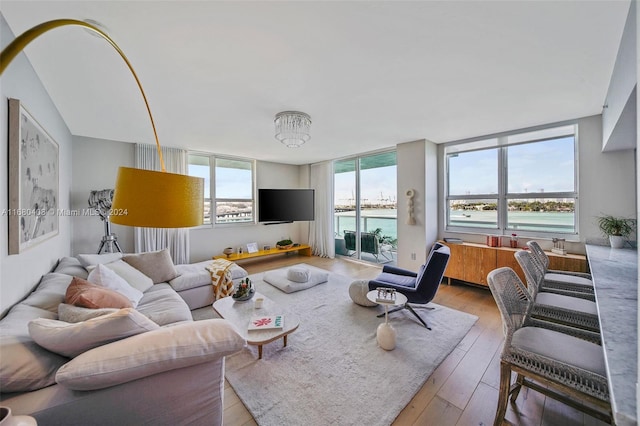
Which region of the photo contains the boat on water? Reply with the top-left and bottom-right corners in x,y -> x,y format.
451,213 -> 471,218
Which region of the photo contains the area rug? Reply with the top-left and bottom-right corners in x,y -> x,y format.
210,264 -> 478,426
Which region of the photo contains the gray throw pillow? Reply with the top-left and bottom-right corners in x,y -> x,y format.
123,249 -> 178,284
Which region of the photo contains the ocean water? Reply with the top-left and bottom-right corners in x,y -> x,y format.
449,210 -> 575,232
334,208 -> 576,240
335,209 -> 397,240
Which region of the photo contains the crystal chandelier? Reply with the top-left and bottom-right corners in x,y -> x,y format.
274,111 -> 312,148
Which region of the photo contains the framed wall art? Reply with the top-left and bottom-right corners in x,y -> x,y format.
8,98 -> 59,254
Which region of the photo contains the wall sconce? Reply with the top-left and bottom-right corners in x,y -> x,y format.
0,19 -> 203,228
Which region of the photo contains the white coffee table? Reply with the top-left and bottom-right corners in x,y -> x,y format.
213,292 -> 299,359
366,290 -> 408,351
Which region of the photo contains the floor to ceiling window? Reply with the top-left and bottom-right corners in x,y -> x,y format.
334,151 -> 397,264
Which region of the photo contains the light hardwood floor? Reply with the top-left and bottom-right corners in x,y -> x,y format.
221,254 -> 608,426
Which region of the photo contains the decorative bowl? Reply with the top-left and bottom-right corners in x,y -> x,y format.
232,287 -> 255,302
223,247 -> 234,258
232,278 -> 254,301
277,244 -> 294,250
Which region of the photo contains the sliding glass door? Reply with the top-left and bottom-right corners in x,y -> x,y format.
334,151 -> 397,264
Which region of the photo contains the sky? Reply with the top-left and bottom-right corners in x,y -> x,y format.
188,164 -> 252,199
449,137 -> 575,195
334,165 -> 397,207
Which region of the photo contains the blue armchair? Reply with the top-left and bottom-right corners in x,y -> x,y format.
368,243 -> 450,329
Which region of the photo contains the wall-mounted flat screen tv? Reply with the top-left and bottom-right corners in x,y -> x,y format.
258,189 -> 315,223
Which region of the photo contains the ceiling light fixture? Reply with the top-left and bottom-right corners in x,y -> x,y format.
0,19 -> 204,228
274,111 -> 311,148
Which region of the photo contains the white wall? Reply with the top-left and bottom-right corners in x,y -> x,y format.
579,115 -> 636,246
1,15 -> 73,315
68,139 -> 307,263
71,136 -> 135,255
603,0 -> 637,151
438,114 -> 636,254
396,139 -> 438,270
189,160 -> 306,262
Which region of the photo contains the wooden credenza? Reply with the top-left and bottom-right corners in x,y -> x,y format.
440,241 -> 588,287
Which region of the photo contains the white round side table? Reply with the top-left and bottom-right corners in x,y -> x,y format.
366,290 -> 408,351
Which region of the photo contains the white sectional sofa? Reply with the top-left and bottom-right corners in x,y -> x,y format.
0,254 -> 247,426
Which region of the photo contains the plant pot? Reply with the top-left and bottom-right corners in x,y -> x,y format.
609,235 -> 626,249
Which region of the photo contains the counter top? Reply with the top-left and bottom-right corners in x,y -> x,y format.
585,244 -> 638,426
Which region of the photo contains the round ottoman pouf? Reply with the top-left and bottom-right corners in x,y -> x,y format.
349,280 -> 377,307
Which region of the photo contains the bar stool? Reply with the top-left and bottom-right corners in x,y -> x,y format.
487,267 -> 611,426
515,250 -> 600,332
526,240 -> 594,299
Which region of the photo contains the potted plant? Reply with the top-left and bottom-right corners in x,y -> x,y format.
597,215 -> 636,249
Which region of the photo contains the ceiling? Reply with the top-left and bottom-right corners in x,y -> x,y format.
0,1 -> 631,165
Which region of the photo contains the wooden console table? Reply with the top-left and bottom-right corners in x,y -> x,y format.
440,241 -> 587,287
213,244 -> 312,262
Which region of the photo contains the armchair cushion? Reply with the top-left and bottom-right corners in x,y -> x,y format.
381,265 -> 417,277
374,272 -> 416,288
55,319 -> 245,390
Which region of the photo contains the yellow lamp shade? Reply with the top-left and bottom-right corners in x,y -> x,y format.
110,167 -> 204,228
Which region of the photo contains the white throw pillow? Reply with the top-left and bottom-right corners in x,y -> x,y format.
287,266 -> 310,283
77,252 -> 123,268
88,260 -> 154,293
29,308 -> 159,358
88,264 -> 144,308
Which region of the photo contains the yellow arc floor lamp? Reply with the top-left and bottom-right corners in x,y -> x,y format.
0,19 -> 204,228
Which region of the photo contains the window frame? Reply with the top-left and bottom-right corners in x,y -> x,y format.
444,124 -> 579,237
188,152 -> 256,228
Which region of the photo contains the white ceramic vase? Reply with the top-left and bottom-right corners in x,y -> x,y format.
376,322 -> 397,351
609,235 -> 625,249
0,407 -> 37,426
